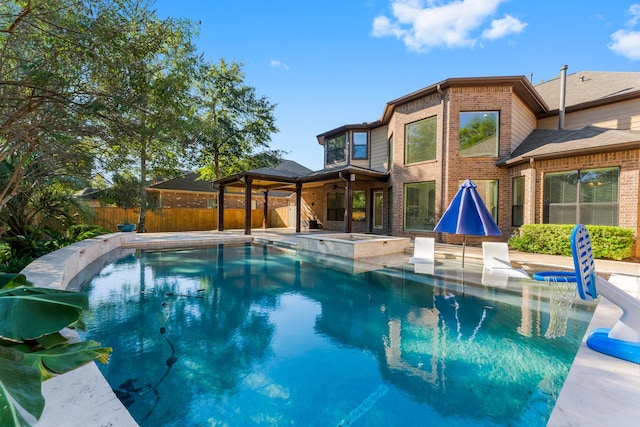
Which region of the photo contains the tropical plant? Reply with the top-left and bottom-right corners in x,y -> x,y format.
0,272 -> 111,427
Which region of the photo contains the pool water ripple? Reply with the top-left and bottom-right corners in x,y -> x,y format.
79,244 -> 593,426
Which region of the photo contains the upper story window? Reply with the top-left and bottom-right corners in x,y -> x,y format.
459,111 -> 499,158
352,131 -> 368,159
326,134 -> 346,164
405,116 -> 436,164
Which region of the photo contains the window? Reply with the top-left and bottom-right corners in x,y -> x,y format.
207,198 -> 218,209
405,117 -> 436,164
373,191 -> 383,229
459,111 -> 499,158
512,177 -> 525,227
467,179 -> 499,222
326,134 -> 346,164
352,132 -> 368,159
352,191 -> 366,221
327,192 -> 344,221
544,168 -> 619,225
404,181 -> 436,231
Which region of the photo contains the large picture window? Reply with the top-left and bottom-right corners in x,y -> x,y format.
404,181 -> 436,231
512,177 -> 525,227
544,167 -> 619,225
326,134 -> 346,164
405,117 -> 436,164
327,192 -> 345,221
352,132 -> 368,159
459,111 -> 499,158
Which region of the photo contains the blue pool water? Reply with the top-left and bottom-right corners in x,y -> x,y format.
79,244 -> 594,426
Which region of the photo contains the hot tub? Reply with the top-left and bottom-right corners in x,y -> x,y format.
296,233 -> 411,259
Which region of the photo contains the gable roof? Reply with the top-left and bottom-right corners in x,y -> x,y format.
534,71 -> 640,118
248,159 -> 313,178
148,172 -> 215,193
498,126 -> 640,166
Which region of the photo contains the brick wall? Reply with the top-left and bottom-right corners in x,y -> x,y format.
155,190 -> 291,210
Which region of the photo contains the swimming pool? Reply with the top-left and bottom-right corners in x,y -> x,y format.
79,243 -> 594,426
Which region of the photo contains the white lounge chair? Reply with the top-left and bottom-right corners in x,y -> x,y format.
409,237 -> 435,274
482,242 -> 529,278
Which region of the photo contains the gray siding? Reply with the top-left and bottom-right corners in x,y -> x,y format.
538,98 -> 640,131
370,126 -> 389,172
511,95 -> 537,152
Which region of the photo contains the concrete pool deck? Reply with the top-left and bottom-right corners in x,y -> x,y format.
27,229 -> 640,426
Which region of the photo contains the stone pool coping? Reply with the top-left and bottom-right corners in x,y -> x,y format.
22,231 -> 640,426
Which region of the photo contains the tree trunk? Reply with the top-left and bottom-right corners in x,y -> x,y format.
137,144 -> 148,232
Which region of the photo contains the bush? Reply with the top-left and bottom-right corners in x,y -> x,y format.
509,224 -> 634,261
0,224 -> 110,273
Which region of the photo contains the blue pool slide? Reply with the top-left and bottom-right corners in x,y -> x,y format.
570,224 -> 640,364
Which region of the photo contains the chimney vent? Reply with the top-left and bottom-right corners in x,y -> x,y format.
559,65 -> 568,130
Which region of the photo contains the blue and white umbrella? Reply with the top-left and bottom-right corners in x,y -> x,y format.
434,179 -> 502,267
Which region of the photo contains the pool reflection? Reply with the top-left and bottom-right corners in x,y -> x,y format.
80,244 -> 594,426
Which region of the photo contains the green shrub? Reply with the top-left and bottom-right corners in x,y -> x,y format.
509,224 -> 634,261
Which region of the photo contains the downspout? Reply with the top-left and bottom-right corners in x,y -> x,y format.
559,65 -> 568,130
339,171 -> 352,233
437,84 -> 447,238
529,158 -> 536,225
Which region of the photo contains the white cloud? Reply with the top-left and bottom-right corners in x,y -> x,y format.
371,0 -> 524,52
270,59 -> 290,71
609,30 -> 640,60
482,14 -> 527,40
629,3 -> 640,26
608,4 -> 640,60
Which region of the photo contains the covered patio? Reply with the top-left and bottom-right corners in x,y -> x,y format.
213,163 -> 389,235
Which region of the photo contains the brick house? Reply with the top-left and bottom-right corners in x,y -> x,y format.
215,67 -> 640,252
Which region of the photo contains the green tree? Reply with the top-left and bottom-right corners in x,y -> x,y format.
94,7 -> 199,232
0,0 -> 105,210
191,59 -> 282,180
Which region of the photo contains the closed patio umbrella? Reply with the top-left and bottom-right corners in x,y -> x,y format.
434,179 -> 502,267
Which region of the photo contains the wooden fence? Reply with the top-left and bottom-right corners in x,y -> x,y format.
91,206 -> 291,233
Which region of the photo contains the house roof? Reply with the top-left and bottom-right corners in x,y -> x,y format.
534,71 -> 640,117
498,126 -> 640,166
248,159 -> 313,178
214,159 -> 316,191
317,75 -> 548,143
148,172 -> 215,193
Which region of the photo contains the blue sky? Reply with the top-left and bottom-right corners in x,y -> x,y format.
153,0 -> 640,171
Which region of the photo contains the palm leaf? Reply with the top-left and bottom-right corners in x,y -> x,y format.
0,288 -> 88,341
23,341 -> 112,377
0,346 -> 44,427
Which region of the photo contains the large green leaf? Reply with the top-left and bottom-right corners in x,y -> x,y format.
23,340 -> 112,378
0,273 -> 31,291
0,346 -> 45,427
0,288 -> 87,341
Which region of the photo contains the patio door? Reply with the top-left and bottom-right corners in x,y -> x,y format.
373,191 -> 383,230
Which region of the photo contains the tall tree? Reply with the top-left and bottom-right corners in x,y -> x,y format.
0,0 -> 101,210
192,59 -> 282,181
94,8 -> 198,232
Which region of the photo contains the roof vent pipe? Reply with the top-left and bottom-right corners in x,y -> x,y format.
559,65 -> 568,130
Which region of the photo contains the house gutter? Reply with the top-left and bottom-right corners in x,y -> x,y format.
437,83 -> 447,233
